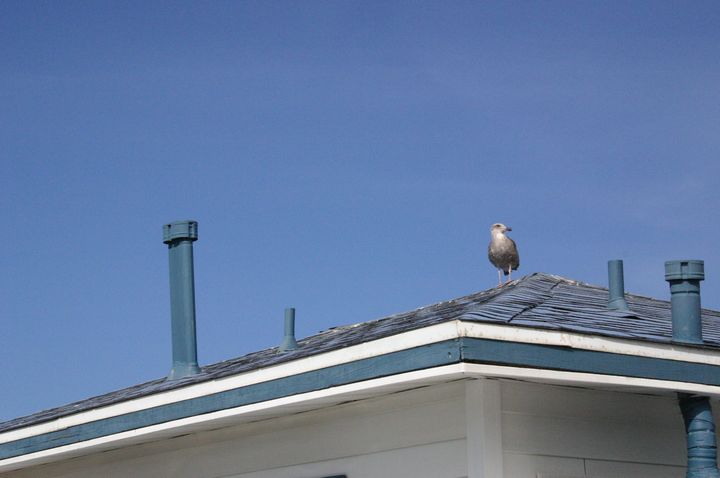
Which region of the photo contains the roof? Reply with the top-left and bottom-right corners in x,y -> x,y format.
2,272 -> 720,434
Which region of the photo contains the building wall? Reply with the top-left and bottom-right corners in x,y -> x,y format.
501,381 -> 687,478
2,378 -> 701,478
3,382 -> 468,478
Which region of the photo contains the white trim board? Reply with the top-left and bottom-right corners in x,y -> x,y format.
3,361 -> 720,473
1,320 -> 718,447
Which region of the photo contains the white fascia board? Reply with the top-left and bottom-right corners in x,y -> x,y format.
462,363 -> 720,397
458,321 -> 720,366
2,320 -> 719,448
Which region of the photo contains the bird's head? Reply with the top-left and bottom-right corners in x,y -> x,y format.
490,223 -> 512,234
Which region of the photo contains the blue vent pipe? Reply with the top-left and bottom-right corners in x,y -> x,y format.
163,220 -> 202,380
279,308 -> 298,352
679,394 -> 720,478
665,260 -> 705,345
607,260 -> 630,311
666,260 -> 719,477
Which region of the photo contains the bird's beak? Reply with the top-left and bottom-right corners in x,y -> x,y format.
506,226 -> 512,231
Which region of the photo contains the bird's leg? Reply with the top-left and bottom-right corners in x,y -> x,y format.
497,269 -> 502,286
507,265 -> 512,283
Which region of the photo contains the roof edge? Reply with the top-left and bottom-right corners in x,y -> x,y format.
4,328 -> 720,471
3,319 -> 720,451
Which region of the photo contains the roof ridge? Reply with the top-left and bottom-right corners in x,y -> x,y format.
513,273 -> 692,309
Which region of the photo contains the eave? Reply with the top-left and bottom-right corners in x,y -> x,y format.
2,320 -> 720,473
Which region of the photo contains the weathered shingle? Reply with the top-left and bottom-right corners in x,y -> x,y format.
2,272 -> 719,434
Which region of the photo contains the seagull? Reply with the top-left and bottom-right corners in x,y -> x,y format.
488,223 -> 520,285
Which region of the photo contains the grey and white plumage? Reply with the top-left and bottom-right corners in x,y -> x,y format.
488,223 -> 520,285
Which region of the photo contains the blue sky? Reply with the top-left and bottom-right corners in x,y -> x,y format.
1,1 -> 719,421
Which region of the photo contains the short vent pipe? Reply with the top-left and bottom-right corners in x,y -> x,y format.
163,220 -> 202,381
665,260 -> 719,477
607,260 -> 630,312
665,260 -> 705,345
279,308 -> 299,352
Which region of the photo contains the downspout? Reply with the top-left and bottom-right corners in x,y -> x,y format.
665,260 -> 720,478
679,394 -> 720,478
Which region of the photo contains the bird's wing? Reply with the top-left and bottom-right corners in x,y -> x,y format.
508,237 -> 520,270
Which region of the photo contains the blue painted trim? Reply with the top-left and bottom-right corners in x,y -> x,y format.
460,338 -> 720,386
4,336 -> 720,461
0,341 -> 461,460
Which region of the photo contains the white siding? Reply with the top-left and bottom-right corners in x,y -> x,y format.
230,440 -> 466,478
4,382 -> 467,478
501,380 -> 687,478
1,377 -> 709,478
466,379 -> 503,478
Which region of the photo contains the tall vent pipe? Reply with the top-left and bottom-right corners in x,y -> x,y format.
607,260 -> 630,311
665,260 -> 719,477
163,220 -> 202,381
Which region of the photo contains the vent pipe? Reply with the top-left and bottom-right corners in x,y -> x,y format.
607,260 -> 630,311
665,260 -> 719,477
163,220 -> 201,380
279,307 -> 298,352
665,260 -> 705,345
